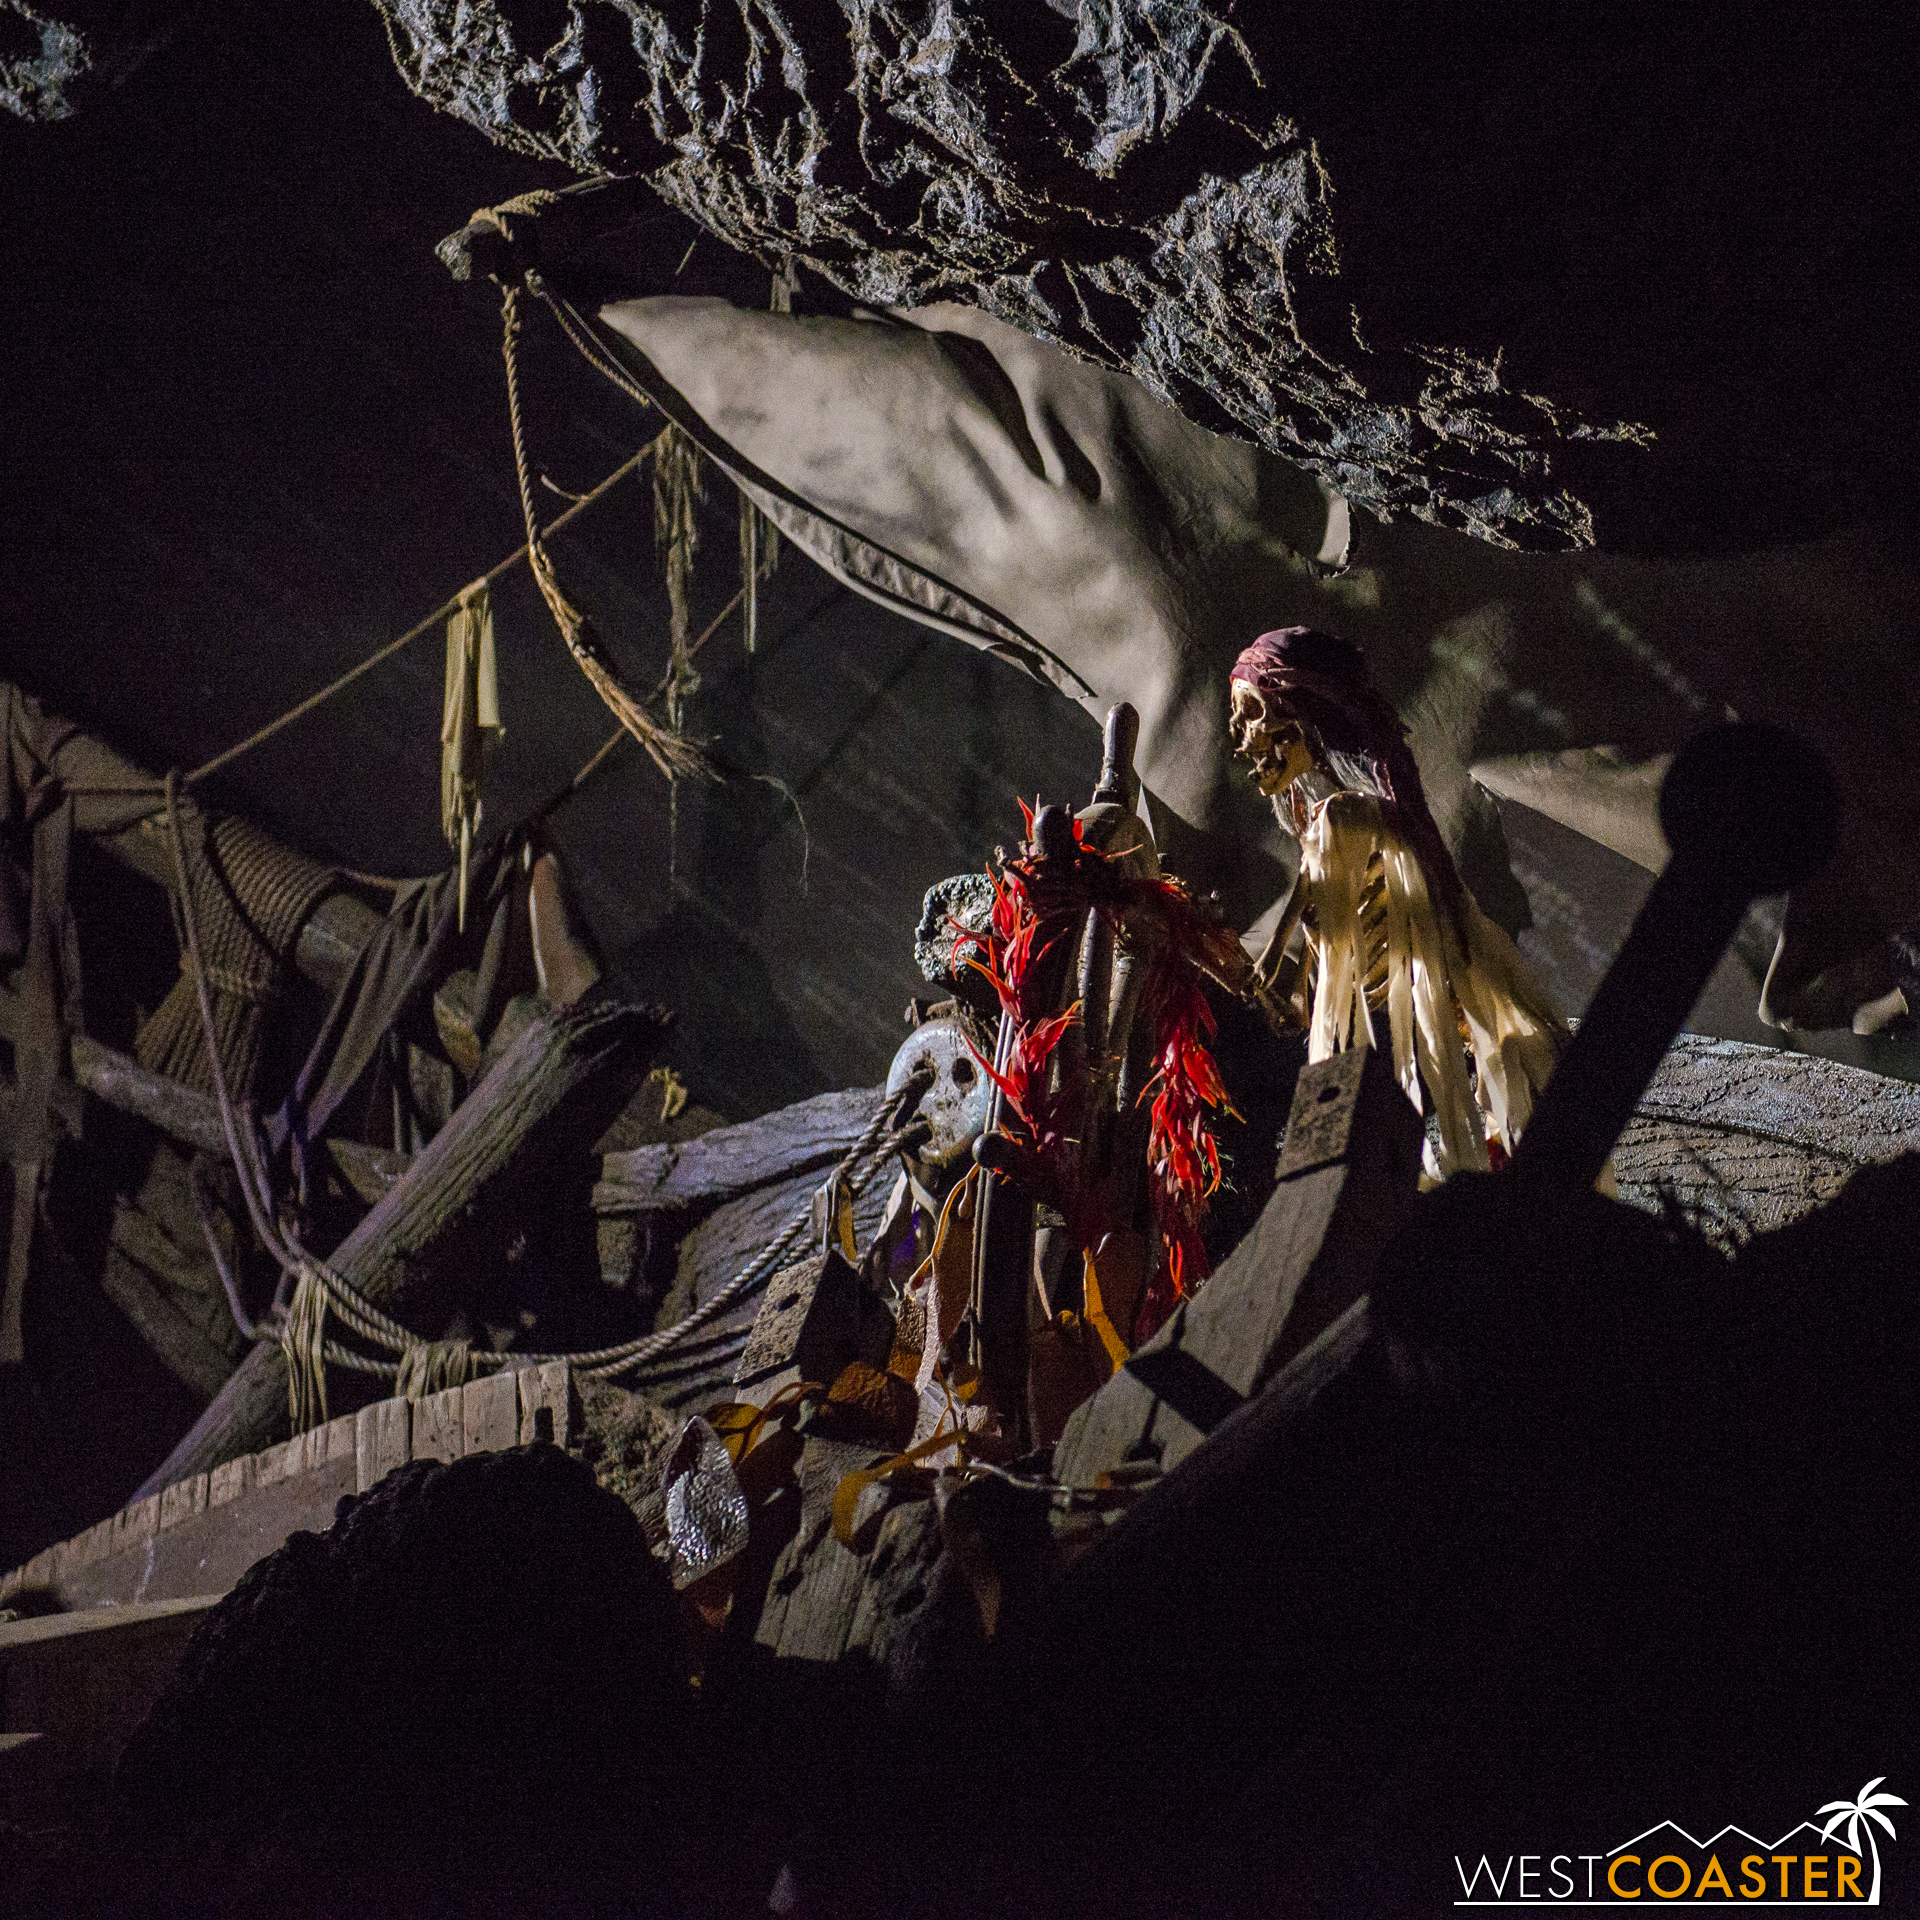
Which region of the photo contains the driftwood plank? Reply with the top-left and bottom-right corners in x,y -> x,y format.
133,994 -> 664,1498
68,1032 -> 227,1153
3,987 -> 226,1154
594,1086 -> 882,1214
842,1496 -> 950,1685
753,1437 -> 886,1664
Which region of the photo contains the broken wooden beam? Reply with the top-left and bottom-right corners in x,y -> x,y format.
593,1086 -> 884,1216
134,993 -> 666,1498
3,985 -> 228,1154
99,1244 -> 235,1403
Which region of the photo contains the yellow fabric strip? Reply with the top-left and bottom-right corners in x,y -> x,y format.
1081,1249 -> 1131,1372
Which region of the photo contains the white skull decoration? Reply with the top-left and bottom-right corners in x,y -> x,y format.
1228,680 -> 1318,800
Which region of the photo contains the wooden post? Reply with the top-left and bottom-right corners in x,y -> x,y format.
133,993 -> 664,1499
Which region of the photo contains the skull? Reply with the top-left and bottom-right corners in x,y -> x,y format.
1229,681 -> 1317,799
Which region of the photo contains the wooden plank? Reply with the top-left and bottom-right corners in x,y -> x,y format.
325,1139 -> 409,1207
842,1495 -> 947,1683
595,1085 -> 881,1214
753,1438 -> 885,1664
1055,1046 -> 1421,1489
158,1473 -> 209,1531
412,1387 -> 464,1464
98,1242 -> 235,1402
63,1518 -> 114,1572
1,1597 -> 222,1776
731,1250 -> 864,1404
462,1369 -> 520,1455
208,1454 -> 256,1507
356,1395 -> 411,1491
323,1412 -> 359,1465
644,1159 -> 896,1412
110,1494 -> 161,1559
135,993 -> 665,1498
516,1361 -> 573,1447
56,1447 -> 357,1611
70,1030 -> 227,1152
3,985 -> 230,1154
253,1436 -> 302,1489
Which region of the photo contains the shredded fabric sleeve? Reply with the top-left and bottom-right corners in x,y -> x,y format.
1298,792 -> 1566,1175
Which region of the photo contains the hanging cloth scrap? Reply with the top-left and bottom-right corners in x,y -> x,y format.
654,424 -> 704,729
441,579 -> 503,932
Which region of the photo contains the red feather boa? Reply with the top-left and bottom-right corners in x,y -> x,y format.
967,805 -> 1239,1340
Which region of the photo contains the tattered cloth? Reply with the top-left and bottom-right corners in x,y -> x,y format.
1299,789 -> 1564,1176
1229,632 -> 1566,1173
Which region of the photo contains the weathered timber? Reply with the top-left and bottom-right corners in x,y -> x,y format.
730,1249 -> 865,1406
1054,1045 -> 1422,1490
841,1495 -> 956,1688
2,690 -> 381,998
0,1599 -> 223,1787
99,1246 -> 233,1402
134,995 -> 665,1497
324,1138 -> 409,1207
89,1145 -> 245,1399
69,1031 -> 227,1151
6,1363 -> 576,1619
643,1158 -> 896,1411
3,986 -> 229,1152
594,1085 -> 883,1215
752,1436 -> 888,1665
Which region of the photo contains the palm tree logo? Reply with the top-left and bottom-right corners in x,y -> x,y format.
1818,1779 -> 1907,1905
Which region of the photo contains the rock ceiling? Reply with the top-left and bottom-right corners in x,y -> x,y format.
8,4 -> 1911,556
367,2 -> 1912,559
4,2 -> 1916,1096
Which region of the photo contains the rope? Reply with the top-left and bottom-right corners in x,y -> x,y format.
565,1088 -> 918,1379
272,1106 -> 914,1391
163,773 -> 419,1417
136,811 -> 337,1099
183,440 -> 663,790
532,277 -> 663,418
162,768 -> 923,1402
394,1339 -> 474,1401
525,582 -> 753,825
166,759 -> 933,1411
501,285 -> 714,788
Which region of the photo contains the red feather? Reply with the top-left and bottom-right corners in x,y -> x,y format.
967,815 -> 1240,1340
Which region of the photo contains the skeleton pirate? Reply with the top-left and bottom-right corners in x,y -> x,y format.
1229,626 -> 1567,1176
